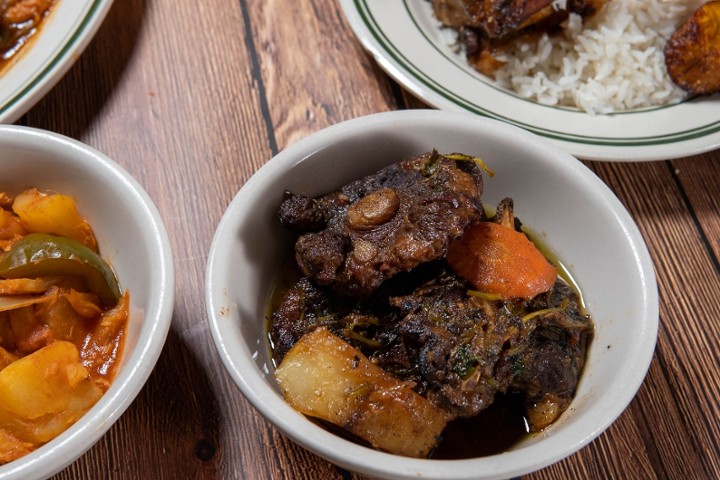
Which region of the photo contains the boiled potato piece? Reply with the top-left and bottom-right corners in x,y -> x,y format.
275,327 -> 450,458
665,1 -> 720,95
12,189 -> 98,251
0,341 -> 103,444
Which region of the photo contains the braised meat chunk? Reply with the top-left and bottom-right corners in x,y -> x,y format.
431,0 -> 606,75
433,0 -> 603,39
385,269 -> 527,418
279,151 -> 485,298
270,261 -> 446,365
382,269 -> 592,426
269,276 -> 386,364
510,280 -> 593,431
270,266 -> 593,429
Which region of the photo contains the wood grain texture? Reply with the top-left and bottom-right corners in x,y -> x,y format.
246,0 -> 398,149
5,0 -> 717,478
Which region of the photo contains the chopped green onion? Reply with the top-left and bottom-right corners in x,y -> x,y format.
444,153 -> 495,177
346,329 -> 381,348
467,289 -> 503,301
521,307 -> 563,324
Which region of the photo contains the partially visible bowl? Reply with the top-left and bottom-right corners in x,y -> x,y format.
206,110 -> 658,480
0,125 -> 174,479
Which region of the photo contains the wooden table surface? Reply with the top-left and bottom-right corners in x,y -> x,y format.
11,0 -> 719,478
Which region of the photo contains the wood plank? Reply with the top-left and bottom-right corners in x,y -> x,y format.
246,0 -> 398,149
672,155 -> 720,262
33,0 -> 276,478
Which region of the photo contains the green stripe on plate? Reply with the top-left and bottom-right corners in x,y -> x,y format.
354,0 -> 720,147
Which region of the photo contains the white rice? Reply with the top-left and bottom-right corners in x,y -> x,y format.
491,0 -> 707,115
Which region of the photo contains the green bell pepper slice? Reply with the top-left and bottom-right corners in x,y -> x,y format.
0,233 -> 121,306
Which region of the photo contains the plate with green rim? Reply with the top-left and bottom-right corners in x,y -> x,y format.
0,0 -> 114,124
338,0 -> 720,161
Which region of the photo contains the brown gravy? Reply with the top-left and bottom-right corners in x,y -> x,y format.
431,392 -> 529,459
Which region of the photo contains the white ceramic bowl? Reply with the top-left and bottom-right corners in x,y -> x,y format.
0,126 -> 174,479
206,110 -> 658,480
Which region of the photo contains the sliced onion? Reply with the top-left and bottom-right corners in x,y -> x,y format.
0,295 -> 50,312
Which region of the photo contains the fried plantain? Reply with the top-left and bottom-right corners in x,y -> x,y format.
665,1 -> 720,96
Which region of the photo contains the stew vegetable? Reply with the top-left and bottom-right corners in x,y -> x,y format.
0,188 -> 128,465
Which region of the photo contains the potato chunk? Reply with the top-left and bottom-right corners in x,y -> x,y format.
12,189 -> 98,251
275,327 -> 450,458
0,341 -> 103,444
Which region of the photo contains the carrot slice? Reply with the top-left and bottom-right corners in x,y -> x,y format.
447,222 -> 557,300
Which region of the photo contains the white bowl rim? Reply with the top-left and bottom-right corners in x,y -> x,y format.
0,125 -> 175,480
206,109 -> 659,480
